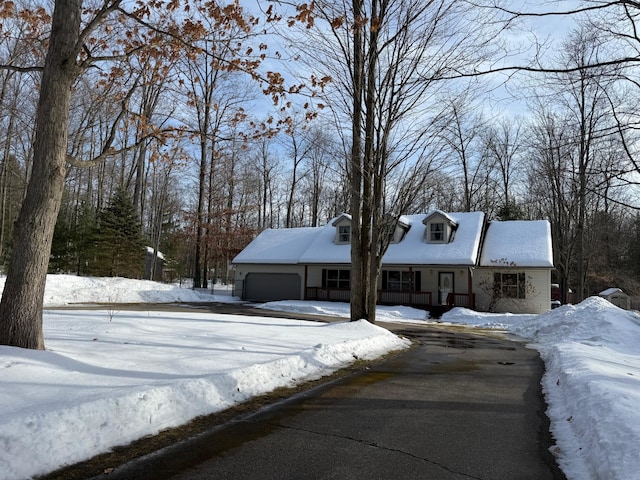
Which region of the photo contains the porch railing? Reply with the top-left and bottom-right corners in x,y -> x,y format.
305,287 -> 351,302
446,292 -> 476,309
378,290 -> 431,306
305,288 -> 460,309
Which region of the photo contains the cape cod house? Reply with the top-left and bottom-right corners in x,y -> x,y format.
232,211 -> 553,314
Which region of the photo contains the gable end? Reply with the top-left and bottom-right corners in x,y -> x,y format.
332,213 -> 352,244
422,211 -> 458,244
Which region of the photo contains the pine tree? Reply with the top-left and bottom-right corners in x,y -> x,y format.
73,203 -> 99,276
497,200 -> 526,221
49,217 -> 73,273
92,189 -> 145,278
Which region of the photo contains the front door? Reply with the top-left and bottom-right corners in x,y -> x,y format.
439,272 -> 454,305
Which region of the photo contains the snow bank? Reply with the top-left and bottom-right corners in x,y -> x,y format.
0,305 -> 409,480
25,274 -> 230,306
510,298 -> 640,480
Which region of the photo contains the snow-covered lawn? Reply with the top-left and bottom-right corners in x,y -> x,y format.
1,275 -> 639,480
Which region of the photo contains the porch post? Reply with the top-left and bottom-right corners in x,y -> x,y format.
468,267 -> 474,309
409,266 -> 414,306
304,265 -> 308,300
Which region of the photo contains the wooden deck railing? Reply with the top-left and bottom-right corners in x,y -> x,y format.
446,292 -> 476,309
305,287 -> 351,302
377,290 -> 432,306
305,288 -> 473,309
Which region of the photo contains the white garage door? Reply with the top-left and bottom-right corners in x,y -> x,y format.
244,273 -> 301,301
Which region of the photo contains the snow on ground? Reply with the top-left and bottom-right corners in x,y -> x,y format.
261,299 -> 430,323
37,274 -> 233,306
0,276 -> 409,480
1,275 -> 640,480
263,298 -> 640,480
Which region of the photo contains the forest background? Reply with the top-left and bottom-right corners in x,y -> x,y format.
1,0 -> 640,308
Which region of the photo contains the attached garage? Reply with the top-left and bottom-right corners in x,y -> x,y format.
244,273 -> 301,302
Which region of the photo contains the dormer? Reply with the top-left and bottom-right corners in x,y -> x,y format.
386,215 -> 411,244
332,213 -> 352,244
422,210 -> 457,244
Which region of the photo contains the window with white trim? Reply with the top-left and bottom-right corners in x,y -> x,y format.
323,269 -> 350,289
382,270 -> 421,292
430,222 -> 445,242
494,272 -> 526,299
338,225 -> 351,243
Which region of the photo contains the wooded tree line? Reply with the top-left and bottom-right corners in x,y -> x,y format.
2,0 -> 640,346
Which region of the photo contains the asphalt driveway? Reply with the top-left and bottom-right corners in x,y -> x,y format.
76,315 -> 565,480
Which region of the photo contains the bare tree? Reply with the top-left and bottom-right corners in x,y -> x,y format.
278,113 -> 313,227
554,26 -> 616,301
301,125 -> 337,226
279,0 -> 500,321
0,0 -> 268,349
524,25 -> 622,302
437,95 -> 488,212
482,116 -> 524,216
526,108 -> 578,305
252,136 -> 280,229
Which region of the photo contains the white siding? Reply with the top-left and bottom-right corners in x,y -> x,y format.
474,269 -> 551,314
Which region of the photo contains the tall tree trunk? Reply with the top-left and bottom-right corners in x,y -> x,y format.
286,136 -> 298,228
360,0 -> 380,323
132,142 -> 146,222
0,0 -> 80,349
193,142 -> 207,289
0,101 -> 15,261
349,0 -> 365,322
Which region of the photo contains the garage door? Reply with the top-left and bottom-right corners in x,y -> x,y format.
244,273 -> 301,301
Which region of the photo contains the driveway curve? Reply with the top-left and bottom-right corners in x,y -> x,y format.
73,308 -> 566,480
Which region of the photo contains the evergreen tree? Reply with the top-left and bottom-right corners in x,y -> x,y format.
74,203 -> 99,276
0,154 -> 27,271
627,215 -> 640,278
92,189 -> 145,278
496,200 -> 526,221
49,217 -> 73,273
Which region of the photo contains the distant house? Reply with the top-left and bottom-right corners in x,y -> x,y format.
144,247 -> 165,282
232,211 -> 554,315
599,288 -> 631,310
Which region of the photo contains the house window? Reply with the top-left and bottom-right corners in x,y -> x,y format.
338,225 -> 351,243
323,269 -> 350,289
382,271 -> 421,292
494,272 -> 526,299
430,222 -> 445,242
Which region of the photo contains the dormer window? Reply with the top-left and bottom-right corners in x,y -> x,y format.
423,210 -> 457,244
384,216 -> 411,244
338,225 -> 351,243
430,222 -> 445,242
332,213 -> 353,244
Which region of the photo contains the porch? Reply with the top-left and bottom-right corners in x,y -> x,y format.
305,287 -> 475,314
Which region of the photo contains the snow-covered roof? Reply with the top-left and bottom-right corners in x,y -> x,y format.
232,227 -> 323,264
397,215 -> 411,227
331,213 -> 352,225
423,209 -> 457,226
234,212 -> 486,266
145,246 -> 165,260
384,212 -> 483,265
234,213 -> 554,268
479,220 -> 553,268
600,288 -> 625,297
